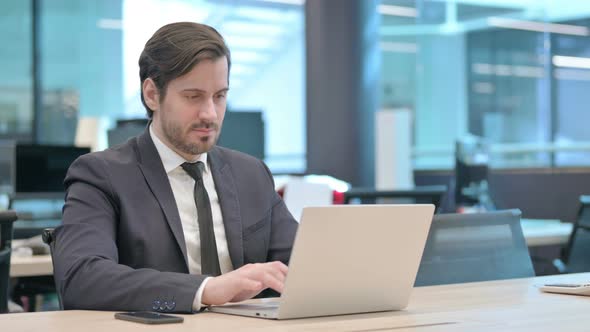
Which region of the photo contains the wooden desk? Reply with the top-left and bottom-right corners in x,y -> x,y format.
2,273 -> 589,331
10,255 -> 53,277
521,219 -> 573,247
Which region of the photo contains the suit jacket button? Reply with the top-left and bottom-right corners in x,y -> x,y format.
152,300 -> 161,310
166,301 -> 176,310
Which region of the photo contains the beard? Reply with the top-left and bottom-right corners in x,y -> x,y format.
161,115 -> 220,156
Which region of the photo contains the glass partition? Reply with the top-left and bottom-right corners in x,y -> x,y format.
380,0 -> 590,169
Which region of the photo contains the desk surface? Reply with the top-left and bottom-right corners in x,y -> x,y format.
2,273 -> 589,331
10,255 -> 53,277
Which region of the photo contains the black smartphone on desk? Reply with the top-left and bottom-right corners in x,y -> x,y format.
114,311 -> 184,324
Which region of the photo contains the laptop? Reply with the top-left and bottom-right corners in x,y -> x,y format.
208,204 -> 435,320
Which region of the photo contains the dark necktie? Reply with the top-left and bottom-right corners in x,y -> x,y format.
181,161 -> 222,276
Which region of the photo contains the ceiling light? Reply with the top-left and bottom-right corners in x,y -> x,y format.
378,4 -> 417,18
488,17 -> 589,36
553,55 -> 590,69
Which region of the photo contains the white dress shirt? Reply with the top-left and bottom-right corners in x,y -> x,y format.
149,125 -> 233,311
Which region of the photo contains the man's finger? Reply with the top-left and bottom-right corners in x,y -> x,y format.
261,271 -> 284,293
270,261 -> 289,275
265,264 -> 287,284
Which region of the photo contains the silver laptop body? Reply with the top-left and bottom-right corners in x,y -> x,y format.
208,204 -> 435,319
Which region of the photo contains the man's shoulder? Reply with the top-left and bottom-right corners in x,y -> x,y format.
73,136 -> 140,170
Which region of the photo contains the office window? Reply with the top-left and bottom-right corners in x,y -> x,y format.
380,0 -> 590,169
24,0 -> 305,172
37,0 -> 123,146
0,1 -> 33,142
552,18 -> 590,167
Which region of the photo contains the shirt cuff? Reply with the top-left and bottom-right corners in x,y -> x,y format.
192,277 -> 211,312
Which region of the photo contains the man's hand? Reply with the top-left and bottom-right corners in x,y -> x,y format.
201,261 -> 288,306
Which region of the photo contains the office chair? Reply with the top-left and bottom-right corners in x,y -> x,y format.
415,209 -> 534,286
559,196 -> 590,273
343,185 -> 448,212
0,210 -> 18,313
41,228 -> 62,310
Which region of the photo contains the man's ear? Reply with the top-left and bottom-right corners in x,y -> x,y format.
142,78 -> 160,112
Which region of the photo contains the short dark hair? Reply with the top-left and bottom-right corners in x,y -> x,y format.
139,22 -> 231,118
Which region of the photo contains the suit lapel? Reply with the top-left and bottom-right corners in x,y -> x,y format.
136,129 -> 189,270
209,147 -> 244,268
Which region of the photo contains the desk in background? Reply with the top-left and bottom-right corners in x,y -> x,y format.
521,219 -> 574,275
10,255 -> 53,278
521,219 -> 573,247
1,273 -> 589,331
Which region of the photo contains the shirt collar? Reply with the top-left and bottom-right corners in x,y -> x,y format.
149,124 -> 209,174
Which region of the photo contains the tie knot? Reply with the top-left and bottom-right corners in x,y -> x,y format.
181,161 -> 205,181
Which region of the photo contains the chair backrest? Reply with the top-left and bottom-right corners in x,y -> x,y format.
563,196 -> 590,273
0,210 -> 18,313
41,228 -> 62,310
415,209 -> 534,286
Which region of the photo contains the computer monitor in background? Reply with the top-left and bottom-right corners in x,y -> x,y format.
107,119 -> 149,147
11,144 -> 90,238
217,111 -> 265,160
15,144 -> 91,198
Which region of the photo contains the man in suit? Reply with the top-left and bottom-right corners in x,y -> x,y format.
53,22 -> 298,313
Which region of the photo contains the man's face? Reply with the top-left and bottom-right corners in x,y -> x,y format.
151,57 -> 229,159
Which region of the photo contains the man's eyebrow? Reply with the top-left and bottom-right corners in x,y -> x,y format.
181,88 -> 229,94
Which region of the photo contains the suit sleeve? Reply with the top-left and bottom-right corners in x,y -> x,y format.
54,154 -> 204,313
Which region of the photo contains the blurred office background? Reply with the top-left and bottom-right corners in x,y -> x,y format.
2,0 -> 590,212
3,0 -> 590,218
3,0 -> 590,312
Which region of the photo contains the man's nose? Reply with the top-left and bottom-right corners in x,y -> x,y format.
199,97 -> 217,121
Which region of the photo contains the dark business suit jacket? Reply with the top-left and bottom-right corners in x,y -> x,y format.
53,129 -> 298,313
